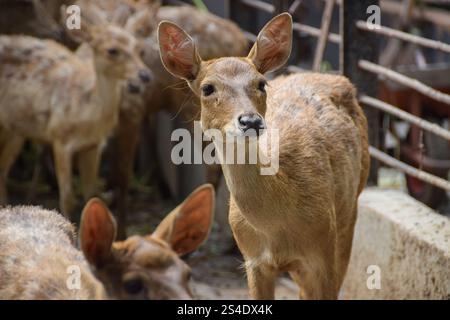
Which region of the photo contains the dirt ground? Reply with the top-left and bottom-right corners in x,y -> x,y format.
124,191 -> 300,300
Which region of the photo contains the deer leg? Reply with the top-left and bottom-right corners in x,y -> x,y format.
53,143 -> 75,219
113,117 -> 140,240
77,144 -> 101,201
0,134 -> 24,204
246,263 -> 277,300
335,205 -> 358,290
289,243 -> 340,300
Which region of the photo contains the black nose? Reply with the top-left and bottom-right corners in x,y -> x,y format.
238,113 -> 265,135
138,69 -> 151,83
127,82 -> 141,94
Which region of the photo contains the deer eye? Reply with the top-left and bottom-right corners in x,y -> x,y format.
107,47 -> 120,57
258,80 -> 267,93
201,84 -> 215,97
123,277 -> 144,295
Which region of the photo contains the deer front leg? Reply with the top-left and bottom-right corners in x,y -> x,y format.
113,116 -> 140,240
246,263 -> 277,299
0,134 -> 24,204
53,143 -> 75,219
289,237 -> 340,300
229,199 -> 277,299
77,144 -> 101,201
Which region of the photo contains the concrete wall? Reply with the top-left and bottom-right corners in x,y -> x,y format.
341,188 -> 450,300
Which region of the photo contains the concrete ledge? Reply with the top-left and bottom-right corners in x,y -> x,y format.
341,188 -> 450,300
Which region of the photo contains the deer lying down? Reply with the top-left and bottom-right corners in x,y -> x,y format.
0,206 -> 106,299
0,24 -> 150,218
0,184 -> 214,300
158,14 -> 370,299
80,183 -> 215,299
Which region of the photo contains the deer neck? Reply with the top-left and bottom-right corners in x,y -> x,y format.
92,66 -> 121,126
215,138 -> 285,231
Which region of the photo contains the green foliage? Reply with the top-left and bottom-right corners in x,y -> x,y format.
192,0 -> 208,12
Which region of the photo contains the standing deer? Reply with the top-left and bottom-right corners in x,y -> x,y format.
116,5 -> 248,238
158,13 -> 370,299
0,22 -> 151,218
0,184 -> 214,299
66,1 -> 248,238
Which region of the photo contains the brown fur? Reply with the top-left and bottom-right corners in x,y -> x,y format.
79,184 -> 215,299
68,2 -> 248,238
158,14 -> 370,299
0,24 -> 148,218
0,206 -> 106,300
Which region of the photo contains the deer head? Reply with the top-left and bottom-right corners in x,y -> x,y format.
79,184 -> 214,299
157,13 -> 292,140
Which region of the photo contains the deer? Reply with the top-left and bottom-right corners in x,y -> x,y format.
0,205 -> 107,299
158,13 -> 370,299
0,20 -> 151,219
0,183 -> 214,299
79,183 -> 214,299
64,1 -> 248,238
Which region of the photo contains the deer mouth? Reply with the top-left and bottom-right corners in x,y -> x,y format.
127,81 -> 142,94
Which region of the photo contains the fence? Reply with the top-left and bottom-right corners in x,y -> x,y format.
164,0 -> 450,202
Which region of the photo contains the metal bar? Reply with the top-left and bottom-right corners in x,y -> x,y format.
241,0 -> 341,44
286,65 -> 306,73
356,20 -> 450,54
293,22 -> 341,44
240,0 -> 274,13
288,0 -> 303,15
243,30 -> 257,42
381,0 -> 450,30
313,0 -> 335,71
369,146 -> 450,192
360,95 -> 450,141
341,0 -> 380,185
359,60 -> 450,106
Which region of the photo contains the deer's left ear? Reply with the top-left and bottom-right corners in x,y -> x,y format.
152,184 -> 215,256
248,13 -> 293,74
157,21 -> 202,81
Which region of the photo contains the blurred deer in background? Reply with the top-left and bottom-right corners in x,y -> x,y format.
0,206 -> 106,299
0,184 -> 214,300
158,14 -> 370,299
64,0 -> 248,238
0,20 -> 150,218
79,184 -> 214,299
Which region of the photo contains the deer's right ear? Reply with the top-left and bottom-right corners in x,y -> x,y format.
157,21 -> 202,81
79,198 -> 117,268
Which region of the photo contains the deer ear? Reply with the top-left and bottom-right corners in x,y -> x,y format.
125,5 -> 159,38
79,198 -> 117,268
157,21 -> 202,81
60,5 -> 94,43
248,13 -> 293,74
152,184 -> 215,256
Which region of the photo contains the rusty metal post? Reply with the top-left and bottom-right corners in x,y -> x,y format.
340,0 -> 380,185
